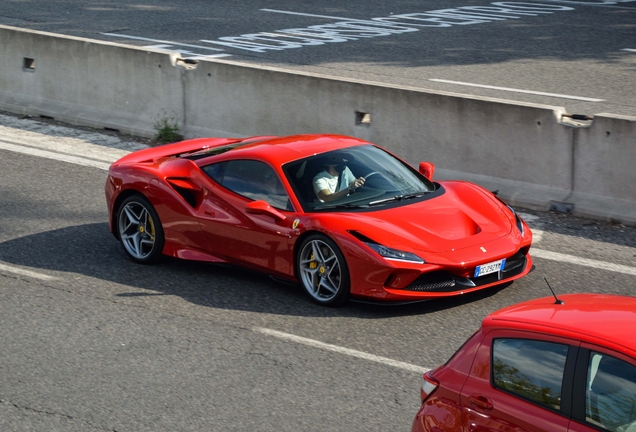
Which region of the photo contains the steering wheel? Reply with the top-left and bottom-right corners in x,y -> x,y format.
364,172 -> 381,180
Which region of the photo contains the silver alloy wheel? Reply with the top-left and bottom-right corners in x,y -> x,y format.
118,200 -> 157,260
298,239 -> 343,302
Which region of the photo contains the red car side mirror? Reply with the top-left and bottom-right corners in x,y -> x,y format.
245,200 -> 287,221
419,162 -> 435,181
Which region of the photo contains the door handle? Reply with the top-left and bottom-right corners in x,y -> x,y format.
469,395 -> 493,411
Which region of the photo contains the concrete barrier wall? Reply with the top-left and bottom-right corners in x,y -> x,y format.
569,113 -> 636,222
0,26 -> 184,136
1,25 -> 635,224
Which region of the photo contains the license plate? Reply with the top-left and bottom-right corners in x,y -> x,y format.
474,259 -> 506,278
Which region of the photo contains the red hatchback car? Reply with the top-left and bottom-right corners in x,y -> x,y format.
412,294 -> 636,432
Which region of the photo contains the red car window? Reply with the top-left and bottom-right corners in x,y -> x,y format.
203,160 -> 292,211
585,352 -> 636,431
492,338 -> 569,410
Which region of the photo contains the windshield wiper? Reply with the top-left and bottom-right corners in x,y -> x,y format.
402,191 -> 431,199
319,203 -> 369,210
369,191 -> 430,206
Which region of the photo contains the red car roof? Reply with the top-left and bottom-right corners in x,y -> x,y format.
225,134 -> 371,166
484,293 -> 636,353
111,134 -> 371,167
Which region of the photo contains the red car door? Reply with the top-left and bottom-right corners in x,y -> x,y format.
197,160 -> 297,276
460,329 -> 573,432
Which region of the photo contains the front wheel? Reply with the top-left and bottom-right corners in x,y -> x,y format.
117,194 -> 165,264
296,234 -> 350,306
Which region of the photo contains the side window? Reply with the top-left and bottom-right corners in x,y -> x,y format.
203,162 -> 226,184
492,339 -> 569,410
585,352 -> 636,431
202,160 -> 291,211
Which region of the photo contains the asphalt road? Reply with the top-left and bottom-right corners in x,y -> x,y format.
1,113 -> 635,431
1,0 -> 635,117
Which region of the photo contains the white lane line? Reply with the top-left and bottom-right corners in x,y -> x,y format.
260,9 -> 359,20
0,263 -> 57,281
254,327 -> 430,374
101,33 -> 227,52
0,141 -> 111,171
622,48 -> 636,52
539,0 -> 636,5
144,44 -> 232,60
429,79 -> 605,102
532,229 -> 545,243
141,43 -> 232,59
532,248 -> 636,276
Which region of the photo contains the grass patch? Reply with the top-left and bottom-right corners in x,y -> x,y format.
154,115 -> 184,144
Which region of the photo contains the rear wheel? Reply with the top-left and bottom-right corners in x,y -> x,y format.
296,234 -> 350,306
117,195 -> 164,264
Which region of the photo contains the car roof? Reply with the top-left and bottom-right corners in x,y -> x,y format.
483,293 -> 636,353
111,134 -> 374,168
195,134 -> 372,166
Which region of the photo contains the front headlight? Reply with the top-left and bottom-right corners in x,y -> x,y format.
506,204 -> 525,237
348,230 -> 426,263
364,242 -> 426,264
494,195 -> 525,237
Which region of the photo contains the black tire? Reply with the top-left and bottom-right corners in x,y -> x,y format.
296,233 -> 350,306
117,194 -> 165,264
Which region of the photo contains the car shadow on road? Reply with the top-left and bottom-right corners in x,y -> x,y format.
0,222 -> 509,319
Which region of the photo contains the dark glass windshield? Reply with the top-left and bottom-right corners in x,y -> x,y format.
283,145 -> 436,211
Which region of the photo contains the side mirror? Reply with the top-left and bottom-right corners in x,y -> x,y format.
419,162 -> 435,181
245,200 -> 287,221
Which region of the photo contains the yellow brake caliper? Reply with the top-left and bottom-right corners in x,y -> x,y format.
309,252 -> 320,288
147,216 -> 155,241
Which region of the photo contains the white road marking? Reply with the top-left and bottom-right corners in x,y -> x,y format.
260,9 -> 360,20
254,327 -> 430,374
532,229 -> 545,243
101,33 -> 227,52
0,141 -> 111,171
204,5 -> 574,54
429,79 -> 605,102
622,48 -> 636,52
539,0 -> 636,5
0,262 -> 57,281
517,213 -> 545,242
531,248 -> 636,276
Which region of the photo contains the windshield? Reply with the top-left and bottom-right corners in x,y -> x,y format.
283,145 -> 436,211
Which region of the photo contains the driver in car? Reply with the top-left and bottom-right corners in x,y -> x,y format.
313,155 -> 365,202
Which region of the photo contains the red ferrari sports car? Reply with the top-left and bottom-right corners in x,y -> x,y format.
105,134 -> 533,306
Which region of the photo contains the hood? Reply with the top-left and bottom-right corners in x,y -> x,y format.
344,182 -> 512,253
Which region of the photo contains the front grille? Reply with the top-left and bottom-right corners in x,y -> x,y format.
404,272 -> 457,292
502,250 -> 527,276
400,249 -> 528,293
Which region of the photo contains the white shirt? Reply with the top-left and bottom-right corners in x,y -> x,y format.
313,167 -> 355,198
